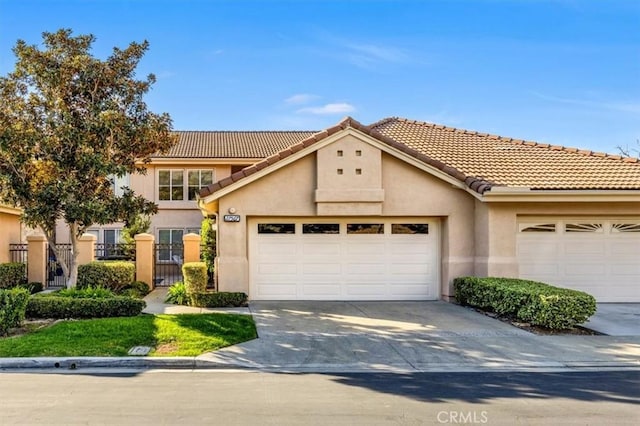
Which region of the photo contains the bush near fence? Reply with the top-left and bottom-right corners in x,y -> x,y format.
27,293 -> 145,319
77,261 -> 135,292
0,287 -> 30,335
453,276 -> 596,330
0,262 -> 27,289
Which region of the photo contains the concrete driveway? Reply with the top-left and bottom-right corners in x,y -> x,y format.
198,301 -> 640,371
584,304 -> 640,336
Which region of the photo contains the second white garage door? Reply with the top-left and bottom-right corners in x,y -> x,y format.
249,218 -> 439,300
517,218 -> 640,302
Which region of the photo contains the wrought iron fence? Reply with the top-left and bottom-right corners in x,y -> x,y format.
9,244 -> 27,280
154,243 -> 183,287
9,243 -> 27,264
95,243 -> 135,261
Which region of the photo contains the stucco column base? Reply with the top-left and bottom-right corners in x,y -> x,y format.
474,256 -> 519,278
27,234 -> 48,286
76,233 -> 96,265
183,233 -> 201,263
135,233 -> 155,290
441,256 -> 475,299
216,257 -> 249,294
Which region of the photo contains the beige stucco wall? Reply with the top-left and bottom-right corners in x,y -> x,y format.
0,208 -> 22,263
212,143 -> 478,298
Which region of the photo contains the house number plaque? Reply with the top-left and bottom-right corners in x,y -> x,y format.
223,214 -> 241,222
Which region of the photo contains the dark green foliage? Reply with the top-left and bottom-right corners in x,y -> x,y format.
183,262 -> 207,294
19,282 -> 43,294
0,262 -> 26,289
0,287 -> 30,335
26,294 -> 145,319
188,292 -> 248,308
200,218 -> 216,284
56,286 -> 116,299
165,281 -> 188,305
77,261 -> 135,292
119,281 -> 151,299
454,276 -> 597,330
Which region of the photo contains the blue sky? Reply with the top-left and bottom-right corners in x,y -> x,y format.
1,0 -> 638,154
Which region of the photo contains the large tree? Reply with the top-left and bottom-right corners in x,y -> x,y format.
0,29 -> 178,287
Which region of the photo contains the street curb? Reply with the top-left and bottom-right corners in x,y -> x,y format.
1,356 -> 639,372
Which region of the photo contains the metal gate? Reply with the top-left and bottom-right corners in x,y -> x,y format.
154,243 -> 183,287
48,244 -> 72,288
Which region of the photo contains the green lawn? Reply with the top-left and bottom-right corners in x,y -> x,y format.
0,314 -> 257,357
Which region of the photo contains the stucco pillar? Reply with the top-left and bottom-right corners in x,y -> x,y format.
27,234 -> 47,286
135,233 -> 155,290
76,233 -> 96,265
183,233 -> 201,263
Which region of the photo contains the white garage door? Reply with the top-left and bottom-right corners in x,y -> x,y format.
249,218 -> 439,300
517,219 -> 640,302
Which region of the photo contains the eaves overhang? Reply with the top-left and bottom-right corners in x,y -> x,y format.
481,188 -> 640,203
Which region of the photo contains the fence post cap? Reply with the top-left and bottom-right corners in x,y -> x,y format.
134,233 -> 155,242
78,233 -> 97,241
26,233 -> 47,242
183,233 -> 201,242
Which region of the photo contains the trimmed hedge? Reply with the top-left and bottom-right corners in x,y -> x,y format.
0,287 -> 30,335
188,292 -> 248,308
454,276 -> 597,330
77,261 -> 135,292
183,262 -> 207,294
26,295 -> 145,319
0,262 -> 26,289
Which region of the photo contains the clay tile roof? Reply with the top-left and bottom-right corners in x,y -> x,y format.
153,130 -> 316,159
199,116 -> 640,198
370,117 -> 640,191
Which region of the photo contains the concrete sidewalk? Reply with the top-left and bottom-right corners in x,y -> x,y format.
1,298 -> 639,372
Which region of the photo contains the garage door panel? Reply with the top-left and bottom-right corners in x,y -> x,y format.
256,284 -> 298,298
345,283 -> 387,296
517,241 -> 559,257
389,263 -> 430,275
610,241 -> 640,256
258,241 -> 298,256
611,264 -> 640,275
519,263 -> 559,276
390,284 -> 432,296
258,263 -> 297,275
564,263 -> 606,276
563,242 -> 605,256
302,283 -> 342,297
346,263 -> 386,274
345,242 -> 386,256
302,242 -> 341,255
302,263 -> 342,274
250,218 -> 438,300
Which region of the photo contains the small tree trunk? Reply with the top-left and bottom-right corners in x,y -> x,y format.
66,223 -> 81,289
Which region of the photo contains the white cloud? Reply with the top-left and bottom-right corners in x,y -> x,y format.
297,102 -> 356,115
530,91 -> 640,115
284,93 -> 320,105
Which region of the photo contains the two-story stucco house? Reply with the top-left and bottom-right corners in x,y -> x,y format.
56,116 -> 640,303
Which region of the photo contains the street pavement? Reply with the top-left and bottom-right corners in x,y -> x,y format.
1,370 -> 638,425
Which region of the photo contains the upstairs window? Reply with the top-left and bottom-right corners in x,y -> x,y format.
188,170 -> 214,200
159,169 -> 214,201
